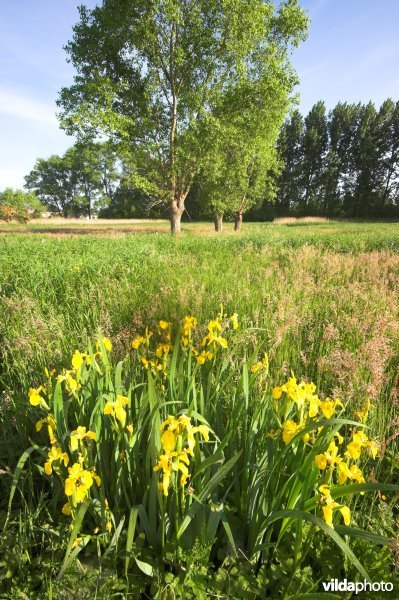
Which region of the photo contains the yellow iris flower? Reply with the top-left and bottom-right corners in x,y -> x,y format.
36,414 -> 57,445
320,398 -> 343,419
44,446 -> 69,475
28,386 -> 49,409
64,463 -> 101,503
230,313 -> 239,329
104,395 -> 130,427
154,415 -> 211,496
70,426 -> 97,451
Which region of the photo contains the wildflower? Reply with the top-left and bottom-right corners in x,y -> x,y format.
207,319 -> 222,333
132,335 -> 146,349
285,377 -> 304,406
251,353 -> 269,374
337,461 -> 352,485
322,503 -> 350,528
97,337 -> 112,351
355,399 -> 371,423
158,320 -> 170,331
154,415 -> 211,495
334,432 -> 344,445
349,464 -> 365,483
364,440 -> 378,459
141,357 -> 163,373
230,313 -> 239,329
153,449 -> 192,496
345,430 -> 368,460
62,502 -> 72,516
319,484 -> 332,501
272,385 -> 285,400
337,461 -> 365,485
64,463 -> 100,503
28,386 -> 48,409
36,414 -> 57,445
315,454 -> 327,470
202,331 -> 228,349
308,394 -> 321,418
66,374 -> 78,393
319,484 -> 351,529
153,453 -> 174,496
320,397 -> 343,419
71,350 -> 84,371
161,429 -> 176,453
181,316 -> 197,346
44,446 -> 69,475
340,505 -> 351,526
70,426 -> 96,451
282,420 -> 303,445
57,371 -> 79,393
323,440 -> 342,466
155,343 -> 170,358
104,395 -> 130,427
196,350 -> 213,365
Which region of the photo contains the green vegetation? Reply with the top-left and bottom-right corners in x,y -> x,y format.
0,188 -> 43,223
1,222 -> 399,597
57,0 -> 308,232
25,143 -> 120,219
270,99 -> 399,220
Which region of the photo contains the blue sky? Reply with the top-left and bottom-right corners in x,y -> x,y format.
1,0 -> 399,190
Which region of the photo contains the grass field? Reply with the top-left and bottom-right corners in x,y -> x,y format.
1,220 -> 399,598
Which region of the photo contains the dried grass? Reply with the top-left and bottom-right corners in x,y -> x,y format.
272,216 -> 330,224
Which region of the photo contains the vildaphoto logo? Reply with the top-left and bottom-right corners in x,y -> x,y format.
322,579 -> 394,594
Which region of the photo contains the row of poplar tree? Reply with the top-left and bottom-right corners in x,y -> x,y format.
269,98 -> 399,219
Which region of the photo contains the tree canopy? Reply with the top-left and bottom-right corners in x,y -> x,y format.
268,98 -> 399,219
0,188 -> 44,222
25,143 -> 120,218
57,0 -> 309,232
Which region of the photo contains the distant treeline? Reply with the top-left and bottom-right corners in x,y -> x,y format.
20,99 -> 399,222
270,98 -> 399,219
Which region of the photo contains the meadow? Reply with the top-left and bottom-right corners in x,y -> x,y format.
1,220 -> 399,598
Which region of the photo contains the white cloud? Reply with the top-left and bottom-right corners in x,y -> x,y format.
0,87 -> 58,125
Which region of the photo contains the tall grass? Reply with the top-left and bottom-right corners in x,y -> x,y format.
1,222 -> 399,596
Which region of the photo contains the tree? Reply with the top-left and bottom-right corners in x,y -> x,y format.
25,154 -> 79,217
25,143 -> 120,218
373,99 -> 399,211
57,0 -> 309,233
275,109 -> 304,212
67,143 -> 120,218
300,100 -> 328,211
200,72 -> 289,231
0,188 -> 44,222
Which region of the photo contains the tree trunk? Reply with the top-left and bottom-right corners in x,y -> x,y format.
214,213 -> 223,232
234,210 -> 243,231
170,203 -> 183,234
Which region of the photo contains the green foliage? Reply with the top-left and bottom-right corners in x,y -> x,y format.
270,98 -> 399,220
25,142 -> 120,218
0,188 -> 43,222
57,0 -> 308,229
